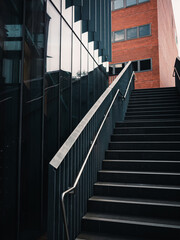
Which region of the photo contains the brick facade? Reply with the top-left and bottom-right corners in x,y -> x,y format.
110,0 -> 178,89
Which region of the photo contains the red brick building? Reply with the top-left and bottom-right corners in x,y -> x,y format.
110,0 -> 178,89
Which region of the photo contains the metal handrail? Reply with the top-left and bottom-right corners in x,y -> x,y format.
123,71 -> 135,99
174,67 -> 180,81
61,89 -> 120,240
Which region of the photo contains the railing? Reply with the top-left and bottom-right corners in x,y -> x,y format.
48,62 -> 134,240
174,57 -> 180,94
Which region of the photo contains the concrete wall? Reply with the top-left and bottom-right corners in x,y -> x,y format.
157,0 -> 178,87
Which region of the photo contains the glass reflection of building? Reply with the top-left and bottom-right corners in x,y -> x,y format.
0,0 -> 111,239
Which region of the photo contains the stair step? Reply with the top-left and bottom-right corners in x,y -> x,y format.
127,106 -> 180,113
102,160 -> 180,172
98,170 -> 180,185
111,133 -> 180,141
126,110 -> 180,116
109,141 -> 180,150
114,126 -> 180,134
129,97 -> 180,103
116,119 -> 180,127
76,232 -> 136,240
88,196 -> 180,220
105,150 -> 180,160
94,182 -> 180,201
125,114 -> 180,120
82,212 -> 180,239
131,87 -> 176,93
131,92 -> 178,98
130,95 -> 179,101
127,102 -> 180,108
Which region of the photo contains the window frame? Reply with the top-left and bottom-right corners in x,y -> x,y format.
109,58 -> 152,74
112,24 -> 151,43
111,0 -> 150,11
139,24 -> 151,38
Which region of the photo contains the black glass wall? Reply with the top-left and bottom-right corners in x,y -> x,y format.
0,0 -> 111,239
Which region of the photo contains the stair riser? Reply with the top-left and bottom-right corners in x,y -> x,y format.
127,103 -> 180,109
105,151 -> 180,160
125,115 -> 180,120
129,99 -> 180,105
109,142 -> 180,150
94,185 -> 180,201
116,121 -> 180,128
111,134 -> 180,141
97,172 -> 180,185
88,200 -> 180,220
82,218 -> 180,239
131,92 -> 178,98
130,96 -> 179,102
102,161 -> 180,172
126,111 -> 180,116
132,87 -> 176,93
114,128 -> 180,134
127,106 -> 180,113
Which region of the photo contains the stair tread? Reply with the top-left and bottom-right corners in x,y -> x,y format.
89,196 -> 180,207
109,141 -> 180,143
98,170 -> 180,176
95,182 -> 180,190
77,232 -> 143,240
106,149 -> 180,152
83,212 -> 180,229
103,160 -> 180,163
114,126 -> 180,129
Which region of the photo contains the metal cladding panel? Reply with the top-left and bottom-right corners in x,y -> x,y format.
75,6 -> 82,22
73,0 -> 83,6
82,0 -> 90,21
88,31 -> 94,42
82,20 -> 88,33
66,0 -> 73,8
88,0 -> 95,32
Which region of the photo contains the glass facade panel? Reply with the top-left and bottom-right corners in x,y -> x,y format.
72,33 -> 81,129
127,27 -> 137,39
0,1 -> 110,239
139,24 -> 150,37
126,0 -> 137,6
21,0 -> 44,237
60,18 -> 72,144
115,63 -> 125,74
0,0 -> 23,238
114,30 -> 125,42
114,0 -> 124,9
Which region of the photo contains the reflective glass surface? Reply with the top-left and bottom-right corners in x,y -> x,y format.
126,0 -> 137,6
140,59 -> 151,71
114,0 -> 124,9
139,24 -> 151,37
60,18 -> 72,144
0,0 -> 23,238
139,0 -> 149,3
21,0 -> 45,236
114,30 -> 125,42
72,33 -> 81,129
127,27 -> 137,39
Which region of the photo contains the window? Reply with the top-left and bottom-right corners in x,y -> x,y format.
138,0 -> 149,3
112,24 -> 151,42
127,27 -> 137,39
132,61 -> 138,72
111,0 -> 149,11
126,0 -> 136,7
114,0 -> 124,9
139,24 -> 151,37
110,59 -> 152,74
140,59 -> 151,71
115,63 -> 125,74
114,30 -> 125,42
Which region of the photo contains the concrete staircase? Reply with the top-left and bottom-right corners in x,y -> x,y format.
77,87 -> 180,239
